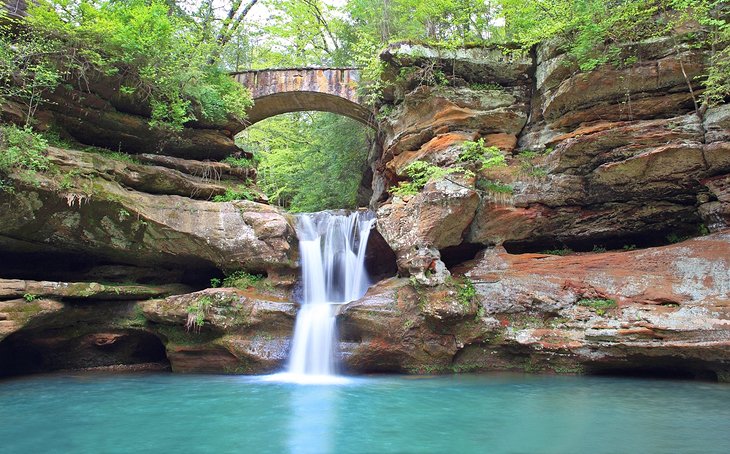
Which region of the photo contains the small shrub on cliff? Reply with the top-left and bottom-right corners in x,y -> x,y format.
456,278 -> 477,307
23,293 -> 39,302
222,156 -> 254,169
577,298 -> 617,316
222,271 -> 266,290
457,139 -> 506,170
0,125 -> 50,180
476,178 -> 514,194
186,296 -> 213,332
389,161 -> 460,197
212,186 -> 256,202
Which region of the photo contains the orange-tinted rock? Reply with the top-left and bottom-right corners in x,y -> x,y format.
386,131 -> 477,175
483,133 -> 518,152
380,85 -> 529,159
340,233 -> 730,379
339,278 -> 485,373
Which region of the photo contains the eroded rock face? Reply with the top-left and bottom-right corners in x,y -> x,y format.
0,296 -> 170,376
12,63 -> 247,159
373,38 -> 730,275
376,176 -> 479,283
140,288 -> 297,374
0,147 -> 297,279
339,233 -> 730,379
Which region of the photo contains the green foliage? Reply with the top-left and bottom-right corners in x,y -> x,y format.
500,0 -> 664,67
456,278 -> 477,307
23,293 -> 39,302
498,1 -> 729,105
476,179 -> 514,194
592,245 -> 607,253
577,298 -> 617,315
222,271 -> 265,290
210,278 -> 222,288
518,149 -> 549,178
390,161 -> 460,197
212,186 -> 256,202
242,112 -> 371,212
25,0 -> 252,131
541,248 -> 574,256
457,139 -> 506,170
0,26 -> 62,125
622,244 -> 637,251
0,125 -> 50,183
222,156 -> 254,169
186,295 -> 213,332
344,0 -> 502,47
88,149 -> 140,164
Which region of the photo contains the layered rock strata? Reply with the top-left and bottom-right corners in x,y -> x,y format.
339,233 -> 730,380
372,39 -> 730,283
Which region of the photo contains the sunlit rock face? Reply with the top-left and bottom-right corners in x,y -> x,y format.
371,37 -> 730,281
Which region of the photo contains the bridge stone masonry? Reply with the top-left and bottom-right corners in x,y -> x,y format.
232,68 -> 375,128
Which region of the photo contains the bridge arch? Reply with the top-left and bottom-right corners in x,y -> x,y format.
233,68 -> 375,128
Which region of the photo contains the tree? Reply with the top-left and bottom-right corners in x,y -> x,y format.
240,112 -> 372,212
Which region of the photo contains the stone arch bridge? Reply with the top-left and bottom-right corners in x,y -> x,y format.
232,68 -> 375,128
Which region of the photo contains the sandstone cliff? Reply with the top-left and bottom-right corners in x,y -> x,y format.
0,34 -> 728,380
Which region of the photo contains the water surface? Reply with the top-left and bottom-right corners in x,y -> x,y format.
1,373 -> 728,454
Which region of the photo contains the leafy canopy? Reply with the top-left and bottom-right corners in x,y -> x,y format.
239,112 -> 371,212
23,0 -> 253,130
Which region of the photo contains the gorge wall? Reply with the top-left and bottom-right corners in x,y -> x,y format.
349,35 -> 730,380
0,32 -> 728,379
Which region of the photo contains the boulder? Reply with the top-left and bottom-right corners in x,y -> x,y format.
338,278 -> 489,373
377,176 -> 479,281
140,288 -> 297,374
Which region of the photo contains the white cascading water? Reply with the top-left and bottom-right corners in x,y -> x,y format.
282,211 -> 375,382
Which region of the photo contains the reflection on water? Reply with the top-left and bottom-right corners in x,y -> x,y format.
287,385 -> 340,454
0,373 -> 728,454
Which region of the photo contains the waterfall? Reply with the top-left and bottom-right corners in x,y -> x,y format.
282,211 -> 375,381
